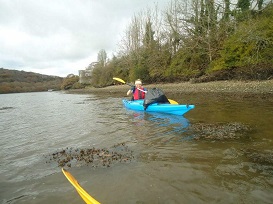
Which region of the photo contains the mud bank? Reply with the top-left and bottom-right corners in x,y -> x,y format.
67,80 -> 273,97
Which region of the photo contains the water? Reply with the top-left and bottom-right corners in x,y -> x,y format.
0,91 -> 272,203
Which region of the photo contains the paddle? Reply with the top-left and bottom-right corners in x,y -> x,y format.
113,77 -> 178,104
62,168 -> 100,204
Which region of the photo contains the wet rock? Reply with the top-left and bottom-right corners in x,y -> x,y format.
189,122 -> 251,141
45,142 -> 134,168
240,149 -> 273,174
242,148 -> 273,166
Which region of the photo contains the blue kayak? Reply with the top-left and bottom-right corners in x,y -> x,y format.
122,99 -> 195,116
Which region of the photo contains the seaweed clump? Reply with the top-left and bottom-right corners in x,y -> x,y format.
45,142 -> 134,168
242,148 -> 273,166
190,122 -> 251,141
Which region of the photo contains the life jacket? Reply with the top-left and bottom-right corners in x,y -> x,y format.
133,87 -> 145,100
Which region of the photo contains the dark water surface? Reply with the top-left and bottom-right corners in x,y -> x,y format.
0,91 -> 272,204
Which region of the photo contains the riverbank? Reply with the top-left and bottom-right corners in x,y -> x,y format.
67,80 -> 273,97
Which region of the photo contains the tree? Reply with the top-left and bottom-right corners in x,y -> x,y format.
237,0 -> 250,11
61,76 -> 79,90
224,0 -> 231,20
164,0 -> 183,55
257,0 -> 264,10
97,49 -> 107,67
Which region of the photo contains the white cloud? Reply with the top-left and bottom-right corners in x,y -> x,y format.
0,0 -> 170,77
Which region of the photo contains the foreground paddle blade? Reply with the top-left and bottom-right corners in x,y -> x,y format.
113,77 -> 126,84
62,168 -> 100,204
168,99 -> 179,104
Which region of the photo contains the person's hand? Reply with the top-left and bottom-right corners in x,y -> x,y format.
127,90 -> 132,95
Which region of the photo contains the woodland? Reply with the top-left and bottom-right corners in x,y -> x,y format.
0,68 -> 63,94
89,0 -> 273,87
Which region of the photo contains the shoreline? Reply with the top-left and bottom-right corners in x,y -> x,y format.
67,80 -> 273,97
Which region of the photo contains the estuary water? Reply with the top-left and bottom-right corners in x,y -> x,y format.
0,91 -> 272,204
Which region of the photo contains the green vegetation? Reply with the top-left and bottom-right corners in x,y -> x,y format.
0,68 -> 63,94
89,1 -> 273,87
61,75 -> 85,90
208,5 -> 273,80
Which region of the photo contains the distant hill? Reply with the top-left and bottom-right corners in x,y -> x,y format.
0,68 -> 63,94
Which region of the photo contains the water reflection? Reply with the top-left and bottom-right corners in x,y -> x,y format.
125,110 -> 190,135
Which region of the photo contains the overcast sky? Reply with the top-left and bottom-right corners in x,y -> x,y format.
0,0 -> 170,77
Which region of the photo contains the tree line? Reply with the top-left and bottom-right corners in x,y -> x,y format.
89,0 -> 273,87
0,68 -> 63,94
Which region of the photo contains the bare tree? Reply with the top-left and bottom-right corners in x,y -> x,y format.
97,49 -> 107,67
163,0 -> 185,55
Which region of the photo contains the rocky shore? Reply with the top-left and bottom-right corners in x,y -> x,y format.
67,80 -> 273,97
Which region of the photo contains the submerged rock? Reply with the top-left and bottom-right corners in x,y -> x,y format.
45,142 -> 134,168
189,122 -> 251,141
242,148 -> 273,166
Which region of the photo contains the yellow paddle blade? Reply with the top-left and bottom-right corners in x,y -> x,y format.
168,99 -> 179,104
113,77 -> 126,84
62,168 -> 100,204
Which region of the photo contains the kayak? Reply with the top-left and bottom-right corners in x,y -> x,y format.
122,99 -> 195,116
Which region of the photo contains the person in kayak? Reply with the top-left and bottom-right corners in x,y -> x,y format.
127,79 -> 147,100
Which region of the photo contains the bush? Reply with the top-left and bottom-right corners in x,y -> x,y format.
61,76 -> 79,90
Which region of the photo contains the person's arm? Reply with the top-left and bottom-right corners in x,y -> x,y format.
127,86 -> 135,95
127,89 -> 132,95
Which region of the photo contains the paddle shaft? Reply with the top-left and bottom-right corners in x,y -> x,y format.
133,86 -> 147,93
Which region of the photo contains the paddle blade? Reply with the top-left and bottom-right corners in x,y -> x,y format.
168,99 -> 179,104
62,168 -> 100,204
113,77 -> 126,84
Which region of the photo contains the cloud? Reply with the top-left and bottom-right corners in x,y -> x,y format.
0,0 -> 170,77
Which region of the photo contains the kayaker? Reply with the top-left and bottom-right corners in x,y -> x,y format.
127,79 -> 147,100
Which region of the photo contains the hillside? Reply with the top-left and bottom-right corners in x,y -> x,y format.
0,68 -> 63,94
